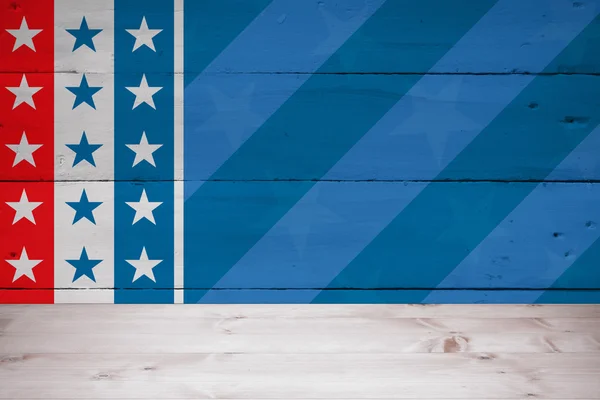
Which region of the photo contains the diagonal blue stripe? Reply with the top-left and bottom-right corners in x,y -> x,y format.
199,0 -> 598,303
537,237 -> 600,303
424,125 -> 600,304
184,0 -> 385,196
184,0 -> 272,85
185,0 -> 498,303
315,15 -> 600,304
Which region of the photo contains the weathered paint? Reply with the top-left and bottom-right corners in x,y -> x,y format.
53,0 -> 115,303
0,0 -> 599,303
184,0 -> 600,304
1,0 -> 55,304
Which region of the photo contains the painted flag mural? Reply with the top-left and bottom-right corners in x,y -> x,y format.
0,0 -> 599,304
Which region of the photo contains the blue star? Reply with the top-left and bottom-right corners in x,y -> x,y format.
66,189 -> 102,224
66,132 -> 103,167
66,74 -> 102,109
66,247 -> 102,283
66,17 -> 102,52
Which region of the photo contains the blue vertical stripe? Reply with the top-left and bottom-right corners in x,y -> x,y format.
114,0 -> 175,303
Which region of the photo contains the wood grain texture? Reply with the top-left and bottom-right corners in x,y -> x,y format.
1,0 -> 599,303
182,74 -> 600,182
3,0 -> 597,75
5,73 -> 588,182
179,0 -> 600,304
184,181 -> 600,296
3,180 -> 597,295
182,0 -> 599,75
0,305 -> 599,399
3,304 -> 599,318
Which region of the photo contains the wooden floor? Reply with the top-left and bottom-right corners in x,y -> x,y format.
0,305 -> 599,399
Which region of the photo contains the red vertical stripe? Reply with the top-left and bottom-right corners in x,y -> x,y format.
0,0 -> 54,303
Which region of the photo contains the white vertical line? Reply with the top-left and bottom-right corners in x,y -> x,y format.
174,0 -> 184,303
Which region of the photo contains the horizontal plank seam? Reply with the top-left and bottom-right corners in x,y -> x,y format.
2,179 -> 600,184
2,287 -> 600,291
1,352 -> 595,354
1,71 -> 600,76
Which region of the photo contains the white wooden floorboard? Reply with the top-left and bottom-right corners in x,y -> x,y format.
0,305 -> 599,399
2,304 -> 600,318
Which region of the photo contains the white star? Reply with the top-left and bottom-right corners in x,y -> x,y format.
6,17 -> 42,52
125,189 -> 162,225
126,74 -> 162,110
125,16 -> 162,52
201,84 -> 264,146
6,75 -> 42,110
126,132 -> 163,167
6,189 -> 42,225
6,247 -> 42,283
6,132 -> 42,167
126,247 -> 162,283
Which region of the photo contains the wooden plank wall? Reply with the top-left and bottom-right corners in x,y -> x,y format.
183,0 -> 600,303
1,0 -> 600,303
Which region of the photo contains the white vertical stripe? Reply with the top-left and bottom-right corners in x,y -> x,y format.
174,0 -> 184,303
54,0 -> 114,303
